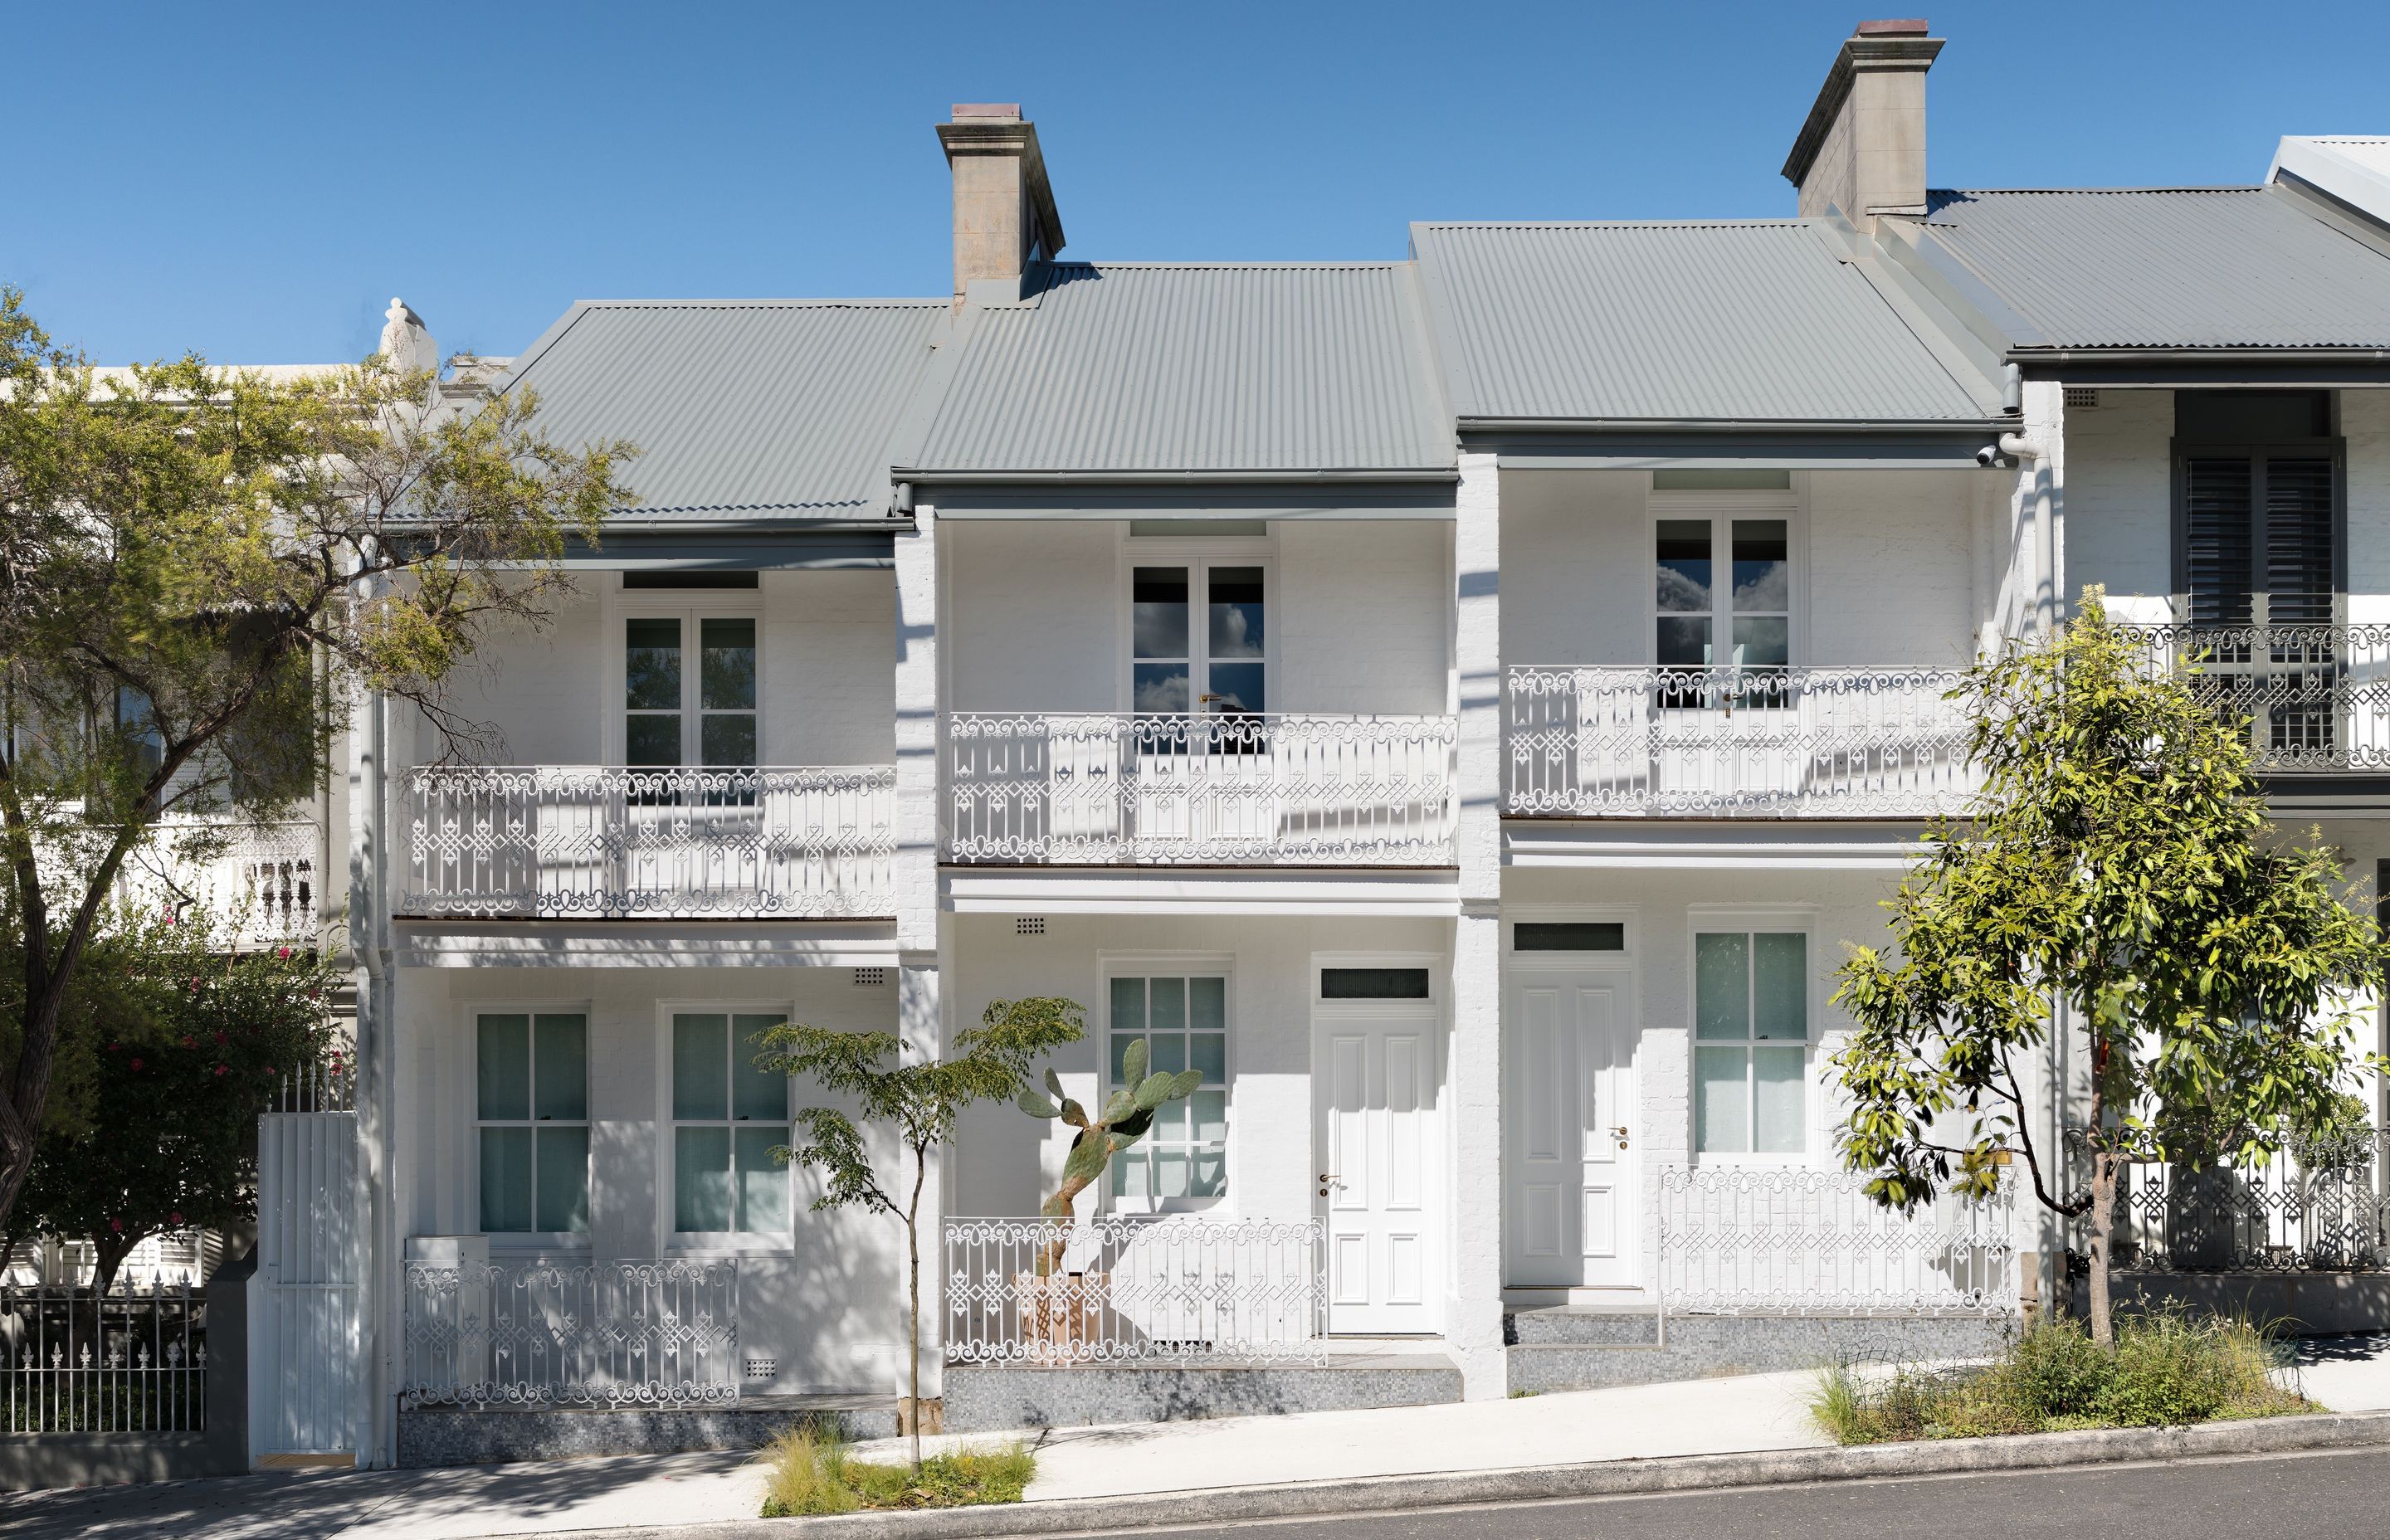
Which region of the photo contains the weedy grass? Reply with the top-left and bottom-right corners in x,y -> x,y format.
758,1425 -> 1037,1517
1811,1312 -> 2311,1445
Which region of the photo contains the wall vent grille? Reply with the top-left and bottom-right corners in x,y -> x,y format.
852,967 -> 888,987
2065,387 -> 2100,409
1016,916 -> 1046,937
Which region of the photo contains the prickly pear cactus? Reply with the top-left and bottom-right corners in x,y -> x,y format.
1015,1037 -> 1203,1221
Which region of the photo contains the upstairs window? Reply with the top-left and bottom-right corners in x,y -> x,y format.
2175,391 -> 2339,631
1656,518 -> 1790,671
624,614 -> 758,768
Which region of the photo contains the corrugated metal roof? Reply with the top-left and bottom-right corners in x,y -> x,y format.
1902,186 -> 2390,349
1409,220 -> 1989,423
905,262 -> 1453,474
501,300 -> 947,517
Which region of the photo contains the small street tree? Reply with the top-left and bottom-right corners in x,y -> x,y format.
0,287 -> 632,1233
2,904 -> 339,1295
1832,589 -> 2388,1343
758,997 -> 1084,1469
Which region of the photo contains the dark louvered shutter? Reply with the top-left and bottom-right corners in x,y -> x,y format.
2183,458 -> 2254,627
2262,456 -> 2335,626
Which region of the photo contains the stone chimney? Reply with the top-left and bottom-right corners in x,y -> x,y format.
1782,20 -> 1944,230
936,104 -> 1066,309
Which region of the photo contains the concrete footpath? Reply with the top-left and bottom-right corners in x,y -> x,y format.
9,1336 -> 2390,1540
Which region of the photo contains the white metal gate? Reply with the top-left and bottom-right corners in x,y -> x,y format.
250,1108 -> 363,1465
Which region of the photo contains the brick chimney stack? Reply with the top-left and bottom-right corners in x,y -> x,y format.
1782,20 -> 1944,231
935,104 -> 1066,310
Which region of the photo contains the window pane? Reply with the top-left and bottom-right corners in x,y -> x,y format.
1189,977 -> 1225,1031
1753,1048 -> 1807,1154
700,713 -> 756,768
1730,616 -> 1789,669
1319,968 -> 1431,999
1656,521 -> 1712,612
534,1126 -> 591,1232
1695,933 -> 1750,1040
1133,662 -> 1190,714
1191,1089 -> 1227,1143
1694,1047 -> 1750,1154
1753,933 -> 1809,1040
1112,1148 -> 1146,1198
673,1014 -> 729,1121
1514,922 -> 1626,952
1190,1033 -> 1226,1084
1208,567 -> 1265,658
1111,976 -> 1147,1036
1155,1097 -> 1188,1138
675,1127 -> 734,1231
700,618 -> 756,709
734,1126 -> 791,1234
480,1127 -> 534,1232
625,619 -> 681,709
1656,616 -> 1712,668
1149,1035 -> 1187,1075
1731,520 -> 1789,612
532,1014 -> 587,1121
1133,568 -> 1189,658
1153,1148 -> 1190,1199
477,1015 -> 530,1121
1206,661 -> 1266,714
1150,977 -> 1185,1035
1188,1151 -> 1227,1197
626,714 -> 681,767
732,1014 -> 789,1121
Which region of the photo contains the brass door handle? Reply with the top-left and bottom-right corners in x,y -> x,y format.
1611,1126 -> 1630,1149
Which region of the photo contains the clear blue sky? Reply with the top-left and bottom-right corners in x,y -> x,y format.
12,1 -> 2388,364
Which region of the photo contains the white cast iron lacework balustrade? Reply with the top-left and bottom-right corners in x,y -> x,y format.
1656,1167 -> 2018,1318
402,766 -> 895,918
2069,1131 -> 2390,1274
943,1216 -> 1327,1364
400,1258 -> 739,1408
2121,625 -> 2390,772
1505,665 -> 1975,816
944,714 -> 1456,865
120,819 -> 319,949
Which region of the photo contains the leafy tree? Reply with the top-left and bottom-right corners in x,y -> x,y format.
0,287 -> 632,1231
1832,590 -> 2387,1343
2,904 -> 337,1295
758,997 -> 1085,1469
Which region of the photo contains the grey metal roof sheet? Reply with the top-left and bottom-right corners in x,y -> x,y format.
905,262 -> 1454,475
1902,186 -> 2390,350
501,300 -> 947,517
1409,219 -> 1990,424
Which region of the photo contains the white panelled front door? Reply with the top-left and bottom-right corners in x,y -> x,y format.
1505,973 -> 1639,1287
1314,1014 -> 1439,1333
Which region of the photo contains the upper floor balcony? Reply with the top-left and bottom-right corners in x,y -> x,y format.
1505,665 -> 1976,819
126,818 -> 322,949
400,764 -> 896,919
2123,623 -> 2390,774
944,712 -> 1456,866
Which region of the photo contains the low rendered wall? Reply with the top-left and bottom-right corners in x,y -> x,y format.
0,1431 -> 218,1493
943,1362 -> 1464,1433
397,1400 -> 892,1468
2108,1273 -> 2390,1334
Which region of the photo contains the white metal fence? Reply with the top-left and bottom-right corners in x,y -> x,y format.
2122,623 -> 2390,772
121,819 -> 319,948
1656,1166 -> 2018,1318
2072,1132 -> 2390,1274
401,765 -> 896,919
399,1257 -> 741,1408
1,1280 -> 207,1431
943,1216 -> 1328,1364
1505,665 -> 1975,816
944,713 -> 1456,865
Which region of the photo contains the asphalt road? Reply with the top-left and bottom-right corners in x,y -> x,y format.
1062,1449 -> 2390,1540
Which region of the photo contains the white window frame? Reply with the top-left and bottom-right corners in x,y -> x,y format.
661,1001 -> 798,1251
469,1003 -> 594,1243
1685,908 -> 1821,1166
1647,491 -> 1803,670
1097,953 -> 1235,1216
605,588 -> 767,768
1116,533 -> 1276,717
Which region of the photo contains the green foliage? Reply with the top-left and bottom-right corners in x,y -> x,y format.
1829,589 -> 2388,1334
0,902 -> 338,1291
1810,1313 -> 2307,1444
0,285 -> 635,1232
758,1425 -> 1036,1517
1014,1036 -> 1202,1219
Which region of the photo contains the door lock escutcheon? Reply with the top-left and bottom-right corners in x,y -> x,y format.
1611,1125 -> 1630,1150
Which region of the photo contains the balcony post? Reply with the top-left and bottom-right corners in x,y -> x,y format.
894,499 -> 946,1396
1451,450 -> 1507,1398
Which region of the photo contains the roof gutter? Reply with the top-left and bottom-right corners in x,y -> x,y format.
891,467 -> 1461,485
1456,417 -> 2008,434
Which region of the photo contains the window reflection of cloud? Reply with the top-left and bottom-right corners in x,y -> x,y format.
1134,604 -> 1188,659
1733,563 -> 1788,611
1134,673 -> 1189,712
1656,567 -> 1710,612
1210,603 -> 1263,657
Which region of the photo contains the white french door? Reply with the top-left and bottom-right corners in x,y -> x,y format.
1314,1012 -> 1440,1333
1129,563 -> 1273,848
1505,972 -> 1639,1288
621,609 -> 762,897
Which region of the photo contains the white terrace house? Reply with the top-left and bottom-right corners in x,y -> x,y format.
290,32 -> 2390,1472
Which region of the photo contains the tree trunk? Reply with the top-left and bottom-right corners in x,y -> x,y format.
2085,1148 -> 2117,1346
905,1211 -> 921,1473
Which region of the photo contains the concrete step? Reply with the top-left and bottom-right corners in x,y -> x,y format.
1507,1313 -> 2015,1395
944,1357 -> 1464,1433
1505,1308 -> 1661,1347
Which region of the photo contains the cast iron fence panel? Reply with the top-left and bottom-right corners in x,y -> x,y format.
943,1216 -> 1328,1364
399,1257 -> 739,1408
2068,1130 -> 2390,1273
1505,665 -> 1976,816
1656,1165 -> 2018,1317
1,1279 -> 207,1432
944,713 -> 1456,865
402,765 -> 895,919
2121,623 -> 2390,772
